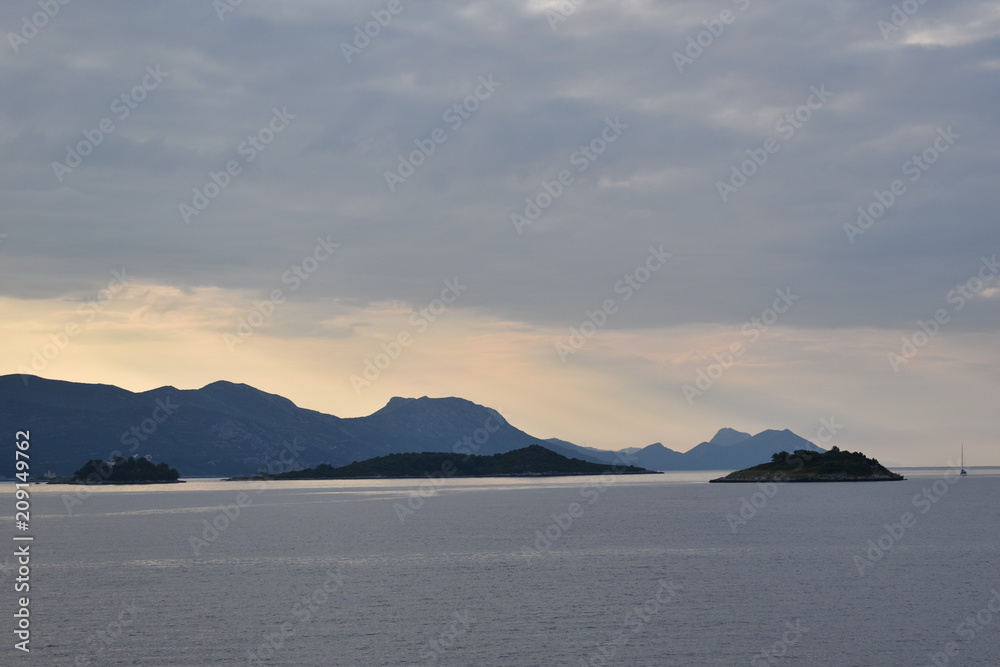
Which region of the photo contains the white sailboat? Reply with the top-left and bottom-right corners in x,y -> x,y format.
960,444 -> 967,476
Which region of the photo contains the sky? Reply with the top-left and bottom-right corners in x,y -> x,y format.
1,0 -> 998,465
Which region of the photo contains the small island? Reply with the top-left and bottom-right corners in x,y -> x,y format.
229,444 -> 658,480
709,446 -> 905,483
48,456 -> 182,484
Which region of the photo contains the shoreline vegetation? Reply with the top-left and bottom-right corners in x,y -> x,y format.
46,456 -> 183,485
710,446 -> 905,483
226,445 -> 659,480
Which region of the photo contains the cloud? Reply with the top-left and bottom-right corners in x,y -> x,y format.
1,0 -> 998,463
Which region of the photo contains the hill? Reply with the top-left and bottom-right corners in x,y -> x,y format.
624,429 -> 826,471
709,447 -> 904,482
626,442 -> 685,470
55,456 -> 182,484
0,375 -> 607,477
244,445 -> 657,479
0,374 -> 832,477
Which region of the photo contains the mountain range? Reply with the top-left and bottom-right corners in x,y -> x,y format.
0,375 -> 825,477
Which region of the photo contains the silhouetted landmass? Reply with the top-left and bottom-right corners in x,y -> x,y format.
1,375 -> 609,477
232,445 -> 657,480
51,456 -> 182,484
2,375 -> 838,478
709,446 -> 904,482
628,428 -> 828,471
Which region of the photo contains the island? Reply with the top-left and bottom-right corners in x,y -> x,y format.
709,446 -> 905,483
229,444 -> 659,480
47,456 -> 182,484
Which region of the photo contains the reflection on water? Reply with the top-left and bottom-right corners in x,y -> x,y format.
9,470 -> 1000,665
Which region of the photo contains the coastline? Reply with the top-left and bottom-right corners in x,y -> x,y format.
709,474 -> 905,483
225,471 -> 663,481
43,479 -> 186,485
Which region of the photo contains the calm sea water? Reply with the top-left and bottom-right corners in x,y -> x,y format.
4,468 -> 999,666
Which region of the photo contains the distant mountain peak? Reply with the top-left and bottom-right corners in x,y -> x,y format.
199,380 -> 288,399
709,428 -> 753,447
201,380 -> 251,390
0,375 -> 830,477
369,395 -> 502,420
643,442 -> 680,453
371,396 -> 416,415
0,378 -> 618,477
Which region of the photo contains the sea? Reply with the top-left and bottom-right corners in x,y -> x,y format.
4,467 -> 999,666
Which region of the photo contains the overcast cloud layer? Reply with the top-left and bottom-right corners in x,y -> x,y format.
2,0 -> 998,464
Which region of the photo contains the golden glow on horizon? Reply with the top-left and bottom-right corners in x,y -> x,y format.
0,286 -> 997,465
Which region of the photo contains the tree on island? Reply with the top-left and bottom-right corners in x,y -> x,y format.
714,446 -> 902,482
241,445 -> 655,480
73,456 -> 180,483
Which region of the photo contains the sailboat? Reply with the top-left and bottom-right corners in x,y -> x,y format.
960,444 -> 967,476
